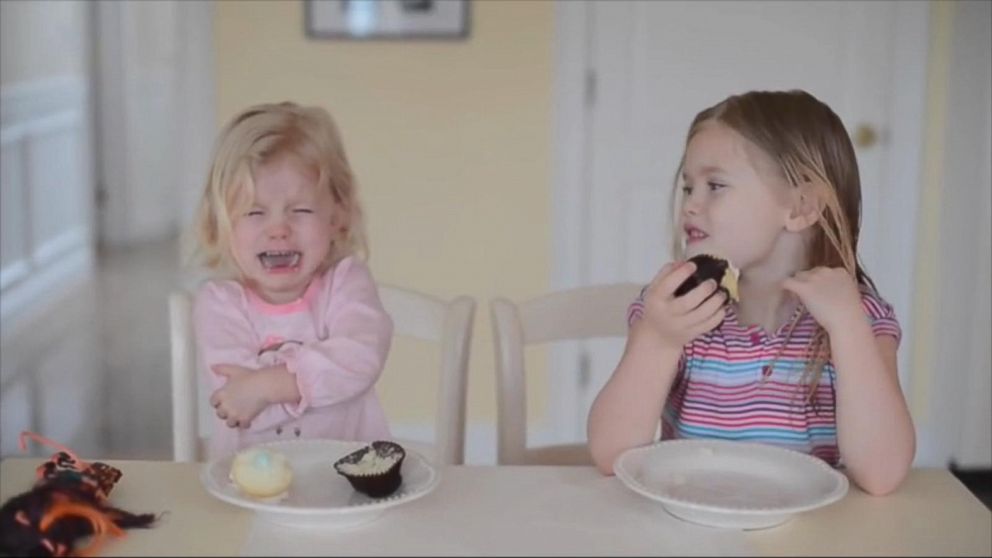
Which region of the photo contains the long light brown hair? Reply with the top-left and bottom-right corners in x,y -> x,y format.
192,101 -> 368,277
671,90 -> 875,402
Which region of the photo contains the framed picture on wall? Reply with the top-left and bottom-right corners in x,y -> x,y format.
306,0 -> 470,40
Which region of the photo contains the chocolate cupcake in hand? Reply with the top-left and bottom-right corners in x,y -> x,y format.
675,254 -> 740,304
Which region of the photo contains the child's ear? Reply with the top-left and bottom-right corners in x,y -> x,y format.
785,181 -> 824,232
330,202 -> 351,236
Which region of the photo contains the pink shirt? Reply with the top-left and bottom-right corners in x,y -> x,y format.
192,256 -> 393,459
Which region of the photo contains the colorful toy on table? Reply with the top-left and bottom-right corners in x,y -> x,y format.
0,432 -> 157,557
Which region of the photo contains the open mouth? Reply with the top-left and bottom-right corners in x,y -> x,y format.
684,226 -> 709,243
257,250 -> 301,270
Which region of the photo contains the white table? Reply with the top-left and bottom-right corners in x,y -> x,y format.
1,459 -> 989,556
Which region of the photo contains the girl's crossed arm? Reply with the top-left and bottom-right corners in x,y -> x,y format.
268,258 -> 394,420
193,258 -> 392,433
193,285 -> 301,433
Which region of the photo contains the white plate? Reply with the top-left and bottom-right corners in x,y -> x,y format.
614,439 -> 848,530
201,439 -> 440,529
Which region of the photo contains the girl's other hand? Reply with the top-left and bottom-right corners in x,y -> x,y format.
636,260 -> 727,351
209,364 -> 269,429
782,266 -> 863,333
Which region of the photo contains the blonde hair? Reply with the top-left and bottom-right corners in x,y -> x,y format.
671,90 -> 874,403
191,101 -> 368,276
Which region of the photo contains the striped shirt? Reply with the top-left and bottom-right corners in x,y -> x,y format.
627,286 -> 901,467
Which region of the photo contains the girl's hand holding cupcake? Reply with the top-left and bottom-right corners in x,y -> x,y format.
636,260 -> 727,351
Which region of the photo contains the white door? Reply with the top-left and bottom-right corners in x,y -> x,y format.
94,0 -> 215,249
551,1 -> 928,445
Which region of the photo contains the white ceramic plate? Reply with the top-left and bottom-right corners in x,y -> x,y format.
614,439 -> 848,530
201,439 -> 440,529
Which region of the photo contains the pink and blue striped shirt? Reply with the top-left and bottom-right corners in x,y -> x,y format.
627,286 -> 901,466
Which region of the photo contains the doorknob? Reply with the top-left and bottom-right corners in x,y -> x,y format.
853,123 -> 879,149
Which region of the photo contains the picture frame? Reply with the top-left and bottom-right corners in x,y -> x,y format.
305,0 -> 471,40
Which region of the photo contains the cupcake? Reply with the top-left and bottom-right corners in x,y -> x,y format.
229,447 -> 293,500
675,254 -> 740,303
333,441 -> 406,498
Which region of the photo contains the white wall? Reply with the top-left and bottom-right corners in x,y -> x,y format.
2,0 -> 214,322
0,0 -> 96,328
0,1 -> 88,84
175,2 -> 218,255
0,0 -> 97,454
92,1 -> 216,252
913,0 -> 992,469
95,0 -> 180,248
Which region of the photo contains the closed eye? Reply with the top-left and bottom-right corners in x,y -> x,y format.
245,209 -> 264,217
292,208 -> 314,214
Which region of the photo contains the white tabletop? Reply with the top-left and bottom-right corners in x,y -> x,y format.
1,459 -> 989,556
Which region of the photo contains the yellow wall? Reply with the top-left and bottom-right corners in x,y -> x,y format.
0,0 -> 87,86
215,1 -> 554,426
214,0 -> 975,436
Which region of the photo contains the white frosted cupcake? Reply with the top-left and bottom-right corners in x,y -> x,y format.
229,448 -> 293,500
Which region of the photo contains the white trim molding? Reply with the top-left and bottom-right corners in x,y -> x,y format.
0,76 -> 96,328
0,76 -> 86,129
0,248 -> 93,326
549,1 -> 592,444
875,0 -> 931,410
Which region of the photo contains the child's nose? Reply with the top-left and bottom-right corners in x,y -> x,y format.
266,219 -> 291,239
683,194 -> 703,216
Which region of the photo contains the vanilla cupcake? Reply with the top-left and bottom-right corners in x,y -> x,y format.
333,441 -> 406,498
229,448 -> 293,500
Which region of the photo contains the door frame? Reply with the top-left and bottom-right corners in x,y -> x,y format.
550,1 -> 931,445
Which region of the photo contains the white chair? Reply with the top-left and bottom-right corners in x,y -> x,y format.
490,283 -> 643,465
377,285 -> 475,465
169,291 -> 202,462
170,285 -> 475,465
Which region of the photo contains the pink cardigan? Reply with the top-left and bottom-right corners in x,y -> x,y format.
192,256 -> 393,459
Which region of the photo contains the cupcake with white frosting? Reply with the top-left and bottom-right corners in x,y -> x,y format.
229,447 -> 293,500
333,441 -> 406,498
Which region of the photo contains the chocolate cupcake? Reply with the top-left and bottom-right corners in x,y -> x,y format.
675,254 -> 740,303
333,441 -> 406,498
